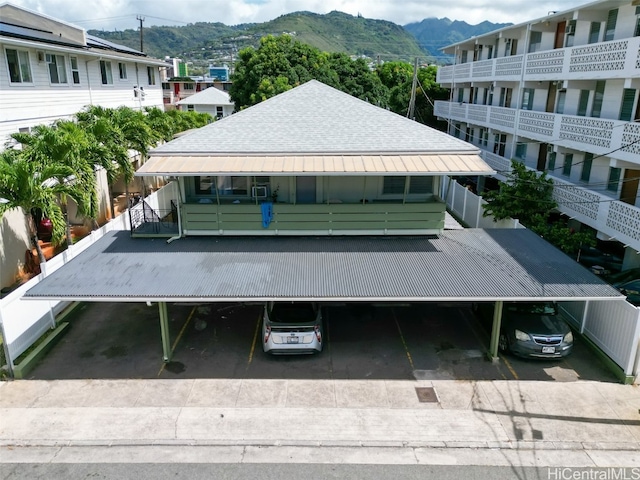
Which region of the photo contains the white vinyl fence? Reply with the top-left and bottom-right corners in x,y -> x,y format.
444,179 -> 521,229
560,300 -> 640,377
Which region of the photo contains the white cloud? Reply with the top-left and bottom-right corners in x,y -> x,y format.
8,0 -> 588,30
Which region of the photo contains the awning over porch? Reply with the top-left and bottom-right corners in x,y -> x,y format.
24,228 -> 622,303
136,154 -> 495,177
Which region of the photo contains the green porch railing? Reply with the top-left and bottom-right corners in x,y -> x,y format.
179,202 -> 445,235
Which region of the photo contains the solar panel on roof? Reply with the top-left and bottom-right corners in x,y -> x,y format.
0,22 -> 84,47
86,34 -> 143,55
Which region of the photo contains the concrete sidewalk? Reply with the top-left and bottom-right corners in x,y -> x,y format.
0,378 -> 638,454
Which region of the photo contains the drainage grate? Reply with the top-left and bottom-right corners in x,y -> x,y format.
415,386 -> 438,403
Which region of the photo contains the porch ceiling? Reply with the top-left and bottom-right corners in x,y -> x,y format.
136,154 -> 495,177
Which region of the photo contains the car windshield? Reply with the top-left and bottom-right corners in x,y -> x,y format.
269,303 -> 316,323
506,302 -> 556,315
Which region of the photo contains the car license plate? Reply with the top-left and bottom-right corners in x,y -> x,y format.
542,346 -> 555,354
287,336 -> 299,344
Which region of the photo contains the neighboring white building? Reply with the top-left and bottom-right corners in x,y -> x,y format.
176,86 -> 234,118
435,0 -> 640,269
0,2 -> 166,144
0,3 -> 166,289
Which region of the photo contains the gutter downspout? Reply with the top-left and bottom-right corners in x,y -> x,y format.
85,57 -> 101,105
166,178 -> 183,244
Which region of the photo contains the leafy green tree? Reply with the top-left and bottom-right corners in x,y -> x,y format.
0,148 -> 80,263
230,34 -> 388,109
482,160 -> 595,255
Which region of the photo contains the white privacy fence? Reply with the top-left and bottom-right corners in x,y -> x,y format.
444,179 -> 522,229
560,300 -> 640,377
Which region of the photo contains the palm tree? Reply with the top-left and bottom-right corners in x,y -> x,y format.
11,121 -> 97,246
0,148 -> 81,264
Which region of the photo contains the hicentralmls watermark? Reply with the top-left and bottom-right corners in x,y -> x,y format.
547,468 -> 640,480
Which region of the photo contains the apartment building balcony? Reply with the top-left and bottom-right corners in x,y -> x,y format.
434,101 -> 640,164
474,148 -> 640,253
437,36 -> 640,85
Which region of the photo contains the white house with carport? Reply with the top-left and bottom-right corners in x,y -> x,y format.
22,81 -> 629,379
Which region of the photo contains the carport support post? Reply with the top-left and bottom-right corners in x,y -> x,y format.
158,302 -> 172,363
488,300 -> 503,364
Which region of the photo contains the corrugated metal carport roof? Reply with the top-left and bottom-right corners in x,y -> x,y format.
24,229 -> 623,303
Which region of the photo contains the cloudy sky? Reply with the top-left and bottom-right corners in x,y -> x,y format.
9,0 -> 588,31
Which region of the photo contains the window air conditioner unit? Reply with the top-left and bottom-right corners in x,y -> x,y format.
36,51 -> 45,63
547,145 -> 554,153
252,186 -> 268,199
565,24 -> 575,35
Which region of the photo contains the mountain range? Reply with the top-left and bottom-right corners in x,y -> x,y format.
88,11 -> 511,70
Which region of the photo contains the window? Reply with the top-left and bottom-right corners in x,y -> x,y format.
487,45 -> 494,60
383,177 -> 433,195
556,90 -> 566,114
577,90 -> 589,116
588,22 -> 601,44
457,89 -> 464,103
635,7 -> 640,37
147,66 -> 155,85
161,82 -> 170,90
465,127 -> 472,143
70,56 -> 80,84
408,177 -> 433,194
565,20 -> 577,47
99,60 -> 113,85
481,129 -> 488,147
454,123 -> 461,139
118,62 -> 127,80
383,177 -> 406,195
515,142 -> 527,160
607,167 -> 621,192
619,89 -> 636,122
216,106 -> 223,118
521,88 -> 534,110
528,31 -> 542,53
6,48 -> 32,83
591,81 -> 605,118
604,8 -> 618,42
581,153 -> 593,182
186,104 -> 194,111
499,88 -> 512,108
195,176 -> 249,196
184,83 -> 195,90
46,53 -> 67,84
562,153 -> 573,177
461,50 -> 468,63
548,152 -> 556,171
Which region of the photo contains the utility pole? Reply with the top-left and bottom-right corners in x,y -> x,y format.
407,57 -> 419,120
137,15 -> 145,52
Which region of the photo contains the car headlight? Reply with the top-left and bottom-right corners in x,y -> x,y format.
564,331 -> 573,343
514,329 -> 530,341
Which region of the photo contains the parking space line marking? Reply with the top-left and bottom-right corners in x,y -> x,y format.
501,355 -> 519,380
464,308 -> 508,380
392,309 -> 415,371
157,305 -> 197,377
247,311 -> 261,368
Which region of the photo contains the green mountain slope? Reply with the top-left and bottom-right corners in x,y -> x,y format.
88,11 -> 431,68
245,11 -> 428,62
